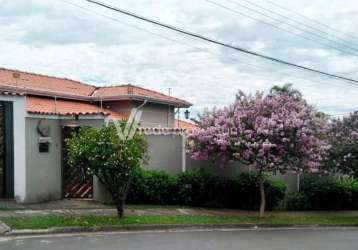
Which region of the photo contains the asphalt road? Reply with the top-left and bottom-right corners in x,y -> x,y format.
1,228 -> 358,250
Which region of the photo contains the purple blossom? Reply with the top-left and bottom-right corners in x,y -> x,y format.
189,91 -> 330,174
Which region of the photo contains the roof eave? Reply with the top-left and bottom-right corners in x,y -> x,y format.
0,86 -> 193,107
27,111 -> 110,116
92,95 -> 192,108
0,86 -> 90,101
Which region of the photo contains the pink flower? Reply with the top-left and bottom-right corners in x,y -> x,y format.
189,90 -> 330,174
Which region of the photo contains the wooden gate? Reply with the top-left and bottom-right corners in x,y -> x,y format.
62,126 -> 93,199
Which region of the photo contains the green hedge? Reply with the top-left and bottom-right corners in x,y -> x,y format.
286,175 -> 358,210
127,168 -> 287,210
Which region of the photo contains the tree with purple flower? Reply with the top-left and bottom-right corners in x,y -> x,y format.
324,111 -> 358,177
189,89 -> 330,217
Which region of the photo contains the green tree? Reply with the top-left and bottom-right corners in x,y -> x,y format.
66,124 -> 148,218
270,83 -> 303,100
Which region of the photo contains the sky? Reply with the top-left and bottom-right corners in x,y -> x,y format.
1,0 -> 358,119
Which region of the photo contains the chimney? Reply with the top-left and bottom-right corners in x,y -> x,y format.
12,72 -> 21,88
12,72 -> 21,79
127,84 -> 133,95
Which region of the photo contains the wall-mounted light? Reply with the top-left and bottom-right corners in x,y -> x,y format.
184,110 -> 190,119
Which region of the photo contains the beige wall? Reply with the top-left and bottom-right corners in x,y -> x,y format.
104,100 -> 175,128
103,100 -> 134,118
139,102 -> 175,128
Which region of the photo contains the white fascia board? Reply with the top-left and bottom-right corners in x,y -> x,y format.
26,113 -> 106,120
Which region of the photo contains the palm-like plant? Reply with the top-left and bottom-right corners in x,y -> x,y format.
270,83 -> 303,100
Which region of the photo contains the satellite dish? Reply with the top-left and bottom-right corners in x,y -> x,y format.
37,119 -> 50,137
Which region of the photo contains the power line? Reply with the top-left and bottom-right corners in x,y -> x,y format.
327,112 -> 352,117
207,0 -> 358,57
60,0 -> 358,114
58,0 -> 358,93
59,0 -> 278,75
82,0 -> 358,85
229,0 -> 358,52
265,0 -> 358,42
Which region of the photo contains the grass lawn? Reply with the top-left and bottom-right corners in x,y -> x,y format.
3,214 -> 358,230
0,207 -> 22,211
126,204 -> 190,209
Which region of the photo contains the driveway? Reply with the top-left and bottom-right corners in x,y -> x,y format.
0,228 -> 357,250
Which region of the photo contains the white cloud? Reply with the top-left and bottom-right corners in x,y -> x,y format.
0,0 -> 358,118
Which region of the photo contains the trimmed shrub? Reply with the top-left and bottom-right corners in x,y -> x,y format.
175,169 -> 214,206
286,192 -> 307,210
128,168 -> 177,205
127,168 -> 287,210
222,173 -> 287,210
286,175 -> 358,210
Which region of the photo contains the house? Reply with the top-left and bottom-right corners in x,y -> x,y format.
0,68 -> 193,203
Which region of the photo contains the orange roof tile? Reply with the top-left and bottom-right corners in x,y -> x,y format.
174,119 -> 198,132
0,68 -> 95,98
0,68 -> 192,107
92,84 -> 191,107
26,96 -> 126,120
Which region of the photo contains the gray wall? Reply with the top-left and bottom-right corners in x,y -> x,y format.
23,116 -> 185,204
59,119 -> 104,127
25,118 -> 62,203
24,117 -> 105,203
186,153 -> 299,192
93,133 -> 186,203
142,134 -> 184,174
186,155 -> 249,177
23,115 -> 299,205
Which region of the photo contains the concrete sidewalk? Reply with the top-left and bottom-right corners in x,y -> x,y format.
0,199 -> 219,218
0,199 -> 109,210
1,199 -> 358,219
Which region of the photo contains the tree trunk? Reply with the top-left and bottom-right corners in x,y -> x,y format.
259,177 -> 266,218
115,199 -> 125,218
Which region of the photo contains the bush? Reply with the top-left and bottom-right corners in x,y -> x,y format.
286,175 -> 358,210
286,192 -> 307,210
127,169 -> 287,210
175,169 -> 214,206
222,173 -> 287,210
128,168 -> 177,205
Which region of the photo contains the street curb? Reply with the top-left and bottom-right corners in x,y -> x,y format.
4,223 -> 358,236
0,220 -> 10,235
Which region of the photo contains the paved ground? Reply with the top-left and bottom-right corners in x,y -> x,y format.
0,228 -> 357,250
2,199 -> 358,219
0,199 -> 110,210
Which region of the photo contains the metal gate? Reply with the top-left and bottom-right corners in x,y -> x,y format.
0,102 -> 5,198
62,126 -> 93,199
